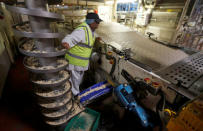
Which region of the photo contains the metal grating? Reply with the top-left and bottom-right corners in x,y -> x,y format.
158,51 -> 203,88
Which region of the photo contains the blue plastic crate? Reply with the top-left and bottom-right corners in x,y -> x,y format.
79,81 -> 113,104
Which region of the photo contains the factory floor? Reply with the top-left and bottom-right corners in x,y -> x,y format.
0,56 -> 158,131
0,56 -> 49,131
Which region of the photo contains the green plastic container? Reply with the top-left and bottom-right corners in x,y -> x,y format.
64,108 -> 100,131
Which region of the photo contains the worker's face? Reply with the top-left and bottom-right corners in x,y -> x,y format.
90,22 -> 99,31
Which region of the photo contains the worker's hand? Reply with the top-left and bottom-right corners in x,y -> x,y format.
96,37 -> 106,44
62,42 -> 70,50
96,37 -> 102,42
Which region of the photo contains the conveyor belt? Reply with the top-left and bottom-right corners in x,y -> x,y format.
96,22 -> 188,71
96,22 -> 202,100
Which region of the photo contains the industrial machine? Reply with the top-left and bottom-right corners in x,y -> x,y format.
2,0 -> 202,130
6,0 -> 84,128
93,21 -> 203,130
114,84 -> 149,127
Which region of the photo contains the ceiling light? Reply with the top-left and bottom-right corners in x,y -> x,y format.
117,0 -> 137,3
105,1 -> 114,4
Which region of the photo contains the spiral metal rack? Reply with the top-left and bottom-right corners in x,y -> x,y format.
6,0 -> 84,127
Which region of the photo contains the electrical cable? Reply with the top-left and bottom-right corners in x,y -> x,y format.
147,34 -> 183,49
156,91 -> 167,131
109,57 -> 116,76
117,57 -> 121,82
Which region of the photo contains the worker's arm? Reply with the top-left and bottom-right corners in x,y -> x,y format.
94,32 -> 101,42
62,29 -> 85,49
95,32 -> 104,43
96,37 -> 101,41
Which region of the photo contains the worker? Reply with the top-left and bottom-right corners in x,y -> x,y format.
62,13 -> 102,96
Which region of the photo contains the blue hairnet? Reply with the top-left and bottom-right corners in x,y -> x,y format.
86,19 -> 95,24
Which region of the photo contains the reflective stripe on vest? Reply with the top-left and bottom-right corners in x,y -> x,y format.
65,22 -> 95,67
77,43 -> 92,48
67,52 -> 89,60
77,26 -> 91,46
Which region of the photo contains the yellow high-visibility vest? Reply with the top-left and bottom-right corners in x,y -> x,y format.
65,22 -> 95,67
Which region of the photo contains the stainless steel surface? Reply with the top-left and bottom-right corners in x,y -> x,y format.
13,29 -> 62,38
38,91 -> 72,109
165,83 -> 197,100
31,72 -> 70,87
146,11 -> 179,43
19,48 -> 66,57
45,102 -> 85,126
6,0 -> 83,126
189,76 -> 203,95
96,22 -> 198,101
6,5 -> 64,20
25,0 -> 57,77
18,39 -> 66,57
158,51 -> 203,88
42,100 -> 74,119
96,22 -> 188,71
127,60 -> 197,100
23,57 -> 68,73
34,82 -> 71,98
